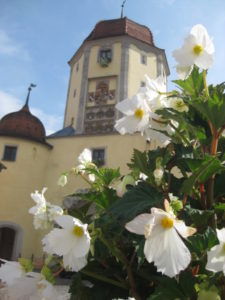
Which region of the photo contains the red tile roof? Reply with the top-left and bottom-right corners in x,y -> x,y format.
86,17 -> 154,46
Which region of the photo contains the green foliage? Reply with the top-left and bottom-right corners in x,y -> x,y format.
55,56 -> 225,300
41,265 -> 55,284
188,227 -> 219,257
184,206 -> 214,227
18,258 -> 33,273
109,181 -> 164,225
181,155 -> 225,194
173,66 -> 204,97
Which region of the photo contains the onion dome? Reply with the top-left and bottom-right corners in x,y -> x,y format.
0,85 -> 46,143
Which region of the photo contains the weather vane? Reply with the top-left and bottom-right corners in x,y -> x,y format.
25,83 -> 37,106
121,0 -> 127,18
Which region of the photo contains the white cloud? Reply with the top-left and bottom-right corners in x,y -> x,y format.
0,90 -> 62,135
0,29 -> 30,59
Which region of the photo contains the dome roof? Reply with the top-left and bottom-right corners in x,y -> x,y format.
86,17 -> 155,46
0,104 -> 46,143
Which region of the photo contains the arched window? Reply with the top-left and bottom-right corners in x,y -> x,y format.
0,221 -> 23,260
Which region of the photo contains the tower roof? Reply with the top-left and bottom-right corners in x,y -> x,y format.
86,17 -> 154,46
0,104 -> 46,143
69,17 -> 158,66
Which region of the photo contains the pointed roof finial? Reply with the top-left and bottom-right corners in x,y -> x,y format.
25,83 -> 37,107
121,0 -> 127,18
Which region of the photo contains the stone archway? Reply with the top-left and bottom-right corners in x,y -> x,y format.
0,221 -> 23,260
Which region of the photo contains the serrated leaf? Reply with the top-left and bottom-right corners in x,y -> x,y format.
188,227 -> 219,257
184,206 -> 214,227
190,95 -> 225,131
147,277 -> 185,300
108,182 -> 164,225
181,155 -> 224,194
173,66 -> 204,97
41,265 -> 55,284
18,258 -> 33,273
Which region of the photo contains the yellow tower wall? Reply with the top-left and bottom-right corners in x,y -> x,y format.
64,54 -> 84,128
0,137 -> 51,258
128,44 -> 157,97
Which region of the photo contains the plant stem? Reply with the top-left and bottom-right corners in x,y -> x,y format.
203,69 -> 209,97
169,121 -> 191,146
81,269 -> 128,290
206,132 -> 218,228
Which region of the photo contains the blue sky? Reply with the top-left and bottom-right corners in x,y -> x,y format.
0,0 -> 225,134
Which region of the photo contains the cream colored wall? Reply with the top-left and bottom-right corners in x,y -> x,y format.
88,42 -> 121,78
64,54 -> 84,127
128,44 -> 157,97
45,133 -> 147,204
0,137 -> 51,258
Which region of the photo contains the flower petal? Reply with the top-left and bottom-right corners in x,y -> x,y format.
125,214 -> 153,235
42,228 -> 74,255
144,225 -> 191,277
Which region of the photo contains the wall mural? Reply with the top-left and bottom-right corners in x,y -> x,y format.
84,81 -> 116,134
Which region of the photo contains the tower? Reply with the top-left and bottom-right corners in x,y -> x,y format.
63,18 -> 169,134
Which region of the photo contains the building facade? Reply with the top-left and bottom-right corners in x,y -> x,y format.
0,17 -> 169,260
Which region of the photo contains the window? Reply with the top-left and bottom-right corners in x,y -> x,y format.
2,146 -> 17,161
92,149 -> 105,166
99,49 -> 112,67
141,54 -> 147,65
140,81 -> 146,87
76,63 -> 79,72
73,89 -> 76,98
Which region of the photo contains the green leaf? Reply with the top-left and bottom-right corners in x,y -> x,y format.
214,202 -> 225,211
18,258 -> 33,273
147,277 -> 185,300
108,182 -> 164,225
184,206 -> 214,227
214,171 -> 225,198
179,271 -> 197,299
188,227 -> 219,257
181,155 -> 224,194
190,94 -> 225,131
173,66 -> 204,97
128,149 -> 149,174
41,265 -> 55,284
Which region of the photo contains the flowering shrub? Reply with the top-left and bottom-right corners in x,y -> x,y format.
1,24 -> 225,300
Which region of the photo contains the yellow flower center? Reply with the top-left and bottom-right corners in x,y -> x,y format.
134,108 -> 144,119
161,216 -> 174,229
193,44 -> 203,55
73,225 -> 84,237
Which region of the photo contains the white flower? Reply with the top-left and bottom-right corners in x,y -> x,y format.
206,228 -> 225,275
153,168 -> 164,185
42,215 -> 91,271
116,175 -> 136,197
173,24 -> 214,72
48,204 -> 63,222
33,213 -> 49,230
0,259 -> 25,286
169,97 -> 188,112
125,206 -> 196,277
57,174 -> 68,187
139,172 -> 148,181
29,187 -> 47,214
176,65 -> 193,80
77,148 -> 96,182
145,128 -> 171,147
29,188 -> 64,229
114,93 -> 152,135
143,74 -> 168,111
